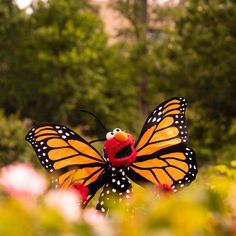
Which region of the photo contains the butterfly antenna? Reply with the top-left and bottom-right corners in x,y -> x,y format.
79,109 -> 108,133
89,138 -> 106,144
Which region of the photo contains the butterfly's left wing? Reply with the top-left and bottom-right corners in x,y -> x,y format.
26,123 -> 107,205
128,97 -> 198,191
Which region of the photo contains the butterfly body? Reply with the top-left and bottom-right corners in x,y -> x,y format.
26,97 -> 198,213
96,166 -> 132,213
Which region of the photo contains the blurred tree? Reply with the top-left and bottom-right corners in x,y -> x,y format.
110,0 -> 179,116
0,0 -> 107,124
111,0 -> 154,116
172,0 -> 236,162
109,0 -> 188,133
0,0 -> 30,114
175,0 -> 236,121
100,45 -> 139,134
0,111 -> 34,166
0,0 -> 139,135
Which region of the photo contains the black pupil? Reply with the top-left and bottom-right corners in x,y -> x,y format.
116,129 -> 120,132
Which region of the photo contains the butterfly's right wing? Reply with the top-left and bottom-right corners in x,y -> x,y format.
128,97 -> 198,190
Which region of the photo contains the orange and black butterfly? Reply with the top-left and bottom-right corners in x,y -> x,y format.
26,97 -> 197,213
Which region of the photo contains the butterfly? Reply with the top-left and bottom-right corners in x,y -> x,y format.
26,97 -> 197,213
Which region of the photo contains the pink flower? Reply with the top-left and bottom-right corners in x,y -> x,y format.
0,163 -> 47,202
83,208 -> 115,236
83,208 -> 104,226
45,190 -> 81,222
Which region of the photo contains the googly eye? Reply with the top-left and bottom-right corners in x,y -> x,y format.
113,128 -> 121,134
106,132 -> 114,140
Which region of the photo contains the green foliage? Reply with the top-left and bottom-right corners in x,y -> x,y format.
0,198 -> 93,236
0,0 -> 32,112
0,164 -> 236,235
0,0 -> 236,165
176,0 -> 236,120
0,0 -> 140,135
147,0 -> 236,164
99,45 -> 140,133
0,0 -> 108,124
0,111 -> 34,166
109,163 -> 236,235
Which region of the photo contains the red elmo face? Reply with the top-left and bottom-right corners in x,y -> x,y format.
104,128 -> 137,167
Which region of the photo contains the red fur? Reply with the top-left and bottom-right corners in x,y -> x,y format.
104,133 -> 137,167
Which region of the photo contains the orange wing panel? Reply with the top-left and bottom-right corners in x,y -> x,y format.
137,138 -> 181,156
48,148 -> 78,160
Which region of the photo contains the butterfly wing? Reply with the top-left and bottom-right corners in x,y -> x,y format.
26,123 -> 107,204
128,97 -> 198,190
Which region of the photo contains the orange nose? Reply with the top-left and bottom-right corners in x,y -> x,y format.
114,131 -> 128,143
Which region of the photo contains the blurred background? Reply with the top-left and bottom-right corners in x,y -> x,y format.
0,0 -> 236,167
